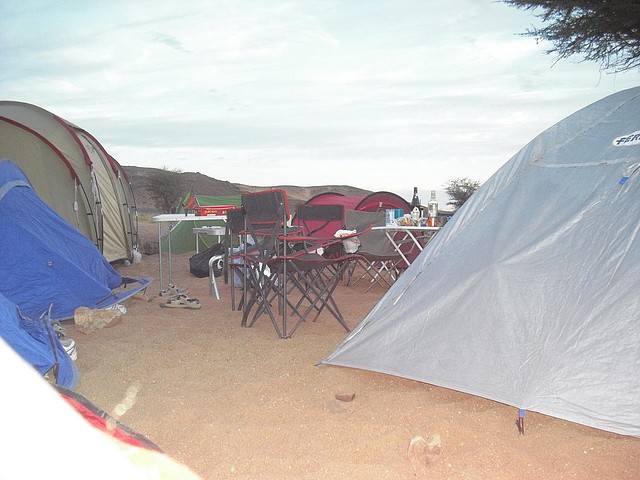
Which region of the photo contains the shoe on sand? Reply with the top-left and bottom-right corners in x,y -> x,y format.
159,283 -> 189,297
160,294 -> 201,310
60,337 -> 78,361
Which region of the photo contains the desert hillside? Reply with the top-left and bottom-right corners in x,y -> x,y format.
124,166 -> 372,215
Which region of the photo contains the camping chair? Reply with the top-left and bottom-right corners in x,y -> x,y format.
292,203 -> 347,259
230,189 -> 298,333
224,208 -> 248,311
345,209 -> 404,292
294,204 -> 345,238
235,190 -> 361,338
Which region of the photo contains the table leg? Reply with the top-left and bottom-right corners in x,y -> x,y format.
168,222 -> 173,284
407,231 -> 423,251
158,221 -> 164,292
385,230 -> 411,266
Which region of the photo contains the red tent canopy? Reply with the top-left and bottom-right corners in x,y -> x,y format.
355,191 -> 410,212
292,192 -> 364,238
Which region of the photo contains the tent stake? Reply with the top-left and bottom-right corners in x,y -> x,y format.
516,409 -> 526,435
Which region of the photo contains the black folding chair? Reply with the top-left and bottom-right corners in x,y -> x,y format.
230,190 -> 295,335
234,190 -> 361,338
294,204 -> 345,238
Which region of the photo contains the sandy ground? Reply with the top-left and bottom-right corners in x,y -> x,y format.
68,248 -> 640,480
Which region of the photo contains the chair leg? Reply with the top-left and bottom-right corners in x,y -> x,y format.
208,255 -> 222,301
284,260 -> 352,337
241,261 -> 285,338
229,264 -> 245,311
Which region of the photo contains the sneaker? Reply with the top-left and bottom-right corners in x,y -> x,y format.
103,303 -> 127,315
60,337 -> 78,361
52,321 -> 66,339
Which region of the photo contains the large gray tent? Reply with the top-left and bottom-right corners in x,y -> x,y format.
0,101 -> 138,263
322,87 -> 640,437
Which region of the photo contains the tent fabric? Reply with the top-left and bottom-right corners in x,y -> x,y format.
290,192 -> 364,239
56,386 -> 162,451
0,101 -> 138,263
0,339 -> 202,479
322,87 -> 640,437
0,160 -> 126,321
0,292 -> 78,388
304,192 -> 364,211
162,194 -> 241,254
70,124 -> 136,262
355,191 -> 410,212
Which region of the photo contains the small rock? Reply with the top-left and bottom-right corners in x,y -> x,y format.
74,306 -> 123,334
132,293 -> 152,302
408,436 -> 429,466
426,433 -> 442,455
335,392 -> 356,402
408,433 -> 441,466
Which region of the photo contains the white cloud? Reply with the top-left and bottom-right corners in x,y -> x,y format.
1,0 -> 638,204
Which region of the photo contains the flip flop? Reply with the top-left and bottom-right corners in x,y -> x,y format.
159,283 -> 189,297
160,295 -> 201,310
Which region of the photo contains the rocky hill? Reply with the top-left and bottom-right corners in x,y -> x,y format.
124,165 -> 372,214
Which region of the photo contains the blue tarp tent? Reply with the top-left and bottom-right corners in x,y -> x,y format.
0,160 -> 125,320
0,159 -> 151,387
0,292 -> 78,388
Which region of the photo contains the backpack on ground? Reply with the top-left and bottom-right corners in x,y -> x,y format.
189,243 -> 226,278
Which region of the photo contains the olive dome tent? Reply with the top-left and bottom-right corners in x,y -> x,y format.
322,87 -> 640,437
0,101 -> 138,263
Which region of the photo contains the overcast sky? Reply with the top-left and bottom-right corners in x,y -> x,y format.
1,1 -> 638,202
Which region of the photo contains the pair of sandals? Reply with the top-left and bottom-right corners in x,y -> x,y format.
159,284 -> 201,310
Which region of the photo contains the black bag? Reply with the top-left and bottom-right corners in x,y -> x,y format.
189,242 -> 226,278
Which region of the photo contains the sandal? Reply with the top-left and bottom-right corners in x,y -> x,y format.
159,283 -> 189,297
159,294 -> 201,310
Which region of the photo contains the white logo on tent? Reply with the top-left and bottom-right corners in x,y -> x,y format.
613,130 -> 640,146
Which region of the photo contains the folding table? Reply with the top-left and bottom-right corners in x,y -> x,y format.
372,225 -> 441,266
153,213 -> 226,292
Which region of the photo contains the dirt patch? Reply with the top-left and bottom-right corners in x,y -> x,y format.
70,251 -> 640,480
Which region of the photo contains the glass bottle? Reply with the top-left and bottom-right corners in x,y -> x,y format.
410,187 -> 421,223
427,190 -> 438,227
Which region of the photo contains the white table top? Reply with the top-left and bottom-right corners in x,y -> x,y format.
153,213 -> 226,222
372,225 -> 441,231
